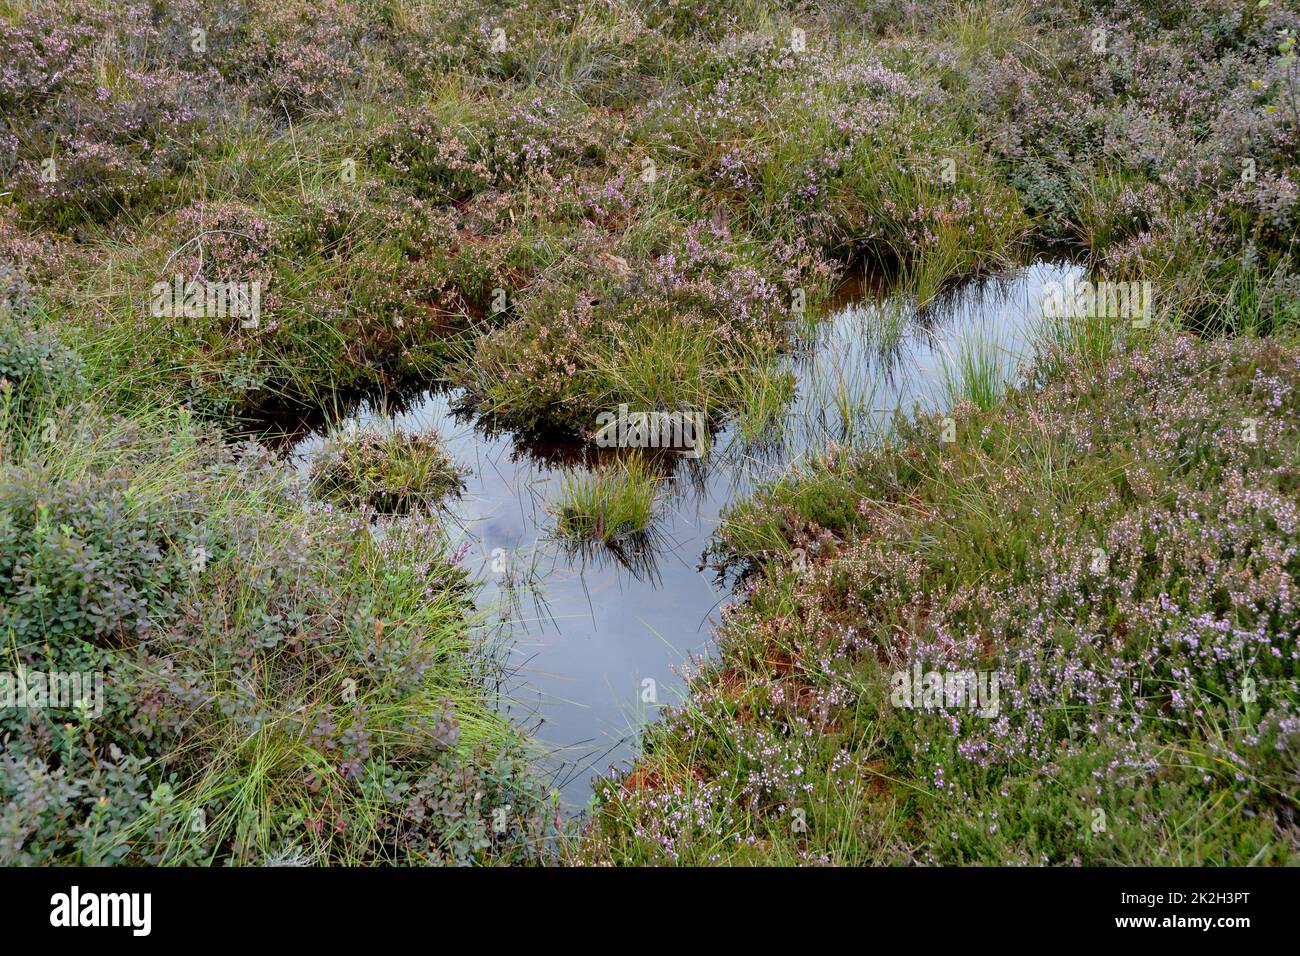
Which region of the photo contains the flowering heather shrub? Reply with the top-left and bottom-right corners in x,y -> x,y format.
394,0 -> 671,106
647,30 -> 1028,263
12,0 -> 1290,427
0,0 -> 426,230
486,97 -> 611,185
226,0 -> 385,116
579,334 -> 1300,864
0,210 -> 72,290
368,93 -> 611,205
455,219 -> 823,431
76,184 -> 472,415
948,0 -> 1299,320
169,200 -> 283,280
367,108 -> 493,205
1,2 -> 208,229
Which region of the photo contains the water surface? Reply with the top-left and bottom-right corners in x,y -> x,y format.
288,260 -> 1080,808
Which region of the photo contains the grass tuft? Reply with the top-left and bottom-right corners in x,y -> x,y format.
553,454 -> 657,544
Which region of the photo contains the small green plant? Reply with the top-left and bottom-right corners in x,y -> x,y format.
737,361 -> 795,446
941,331 -> 1009,412
309,425 -> 464,514
553,455 -> 657,544
1035,302 -> 1127,375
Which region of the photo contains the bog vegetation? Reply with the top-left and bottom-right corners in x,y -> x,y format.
1,0 -> 1297,865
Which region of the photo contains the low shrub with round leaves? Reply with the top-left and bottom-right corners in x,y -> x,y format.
1,398 -> 554,865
